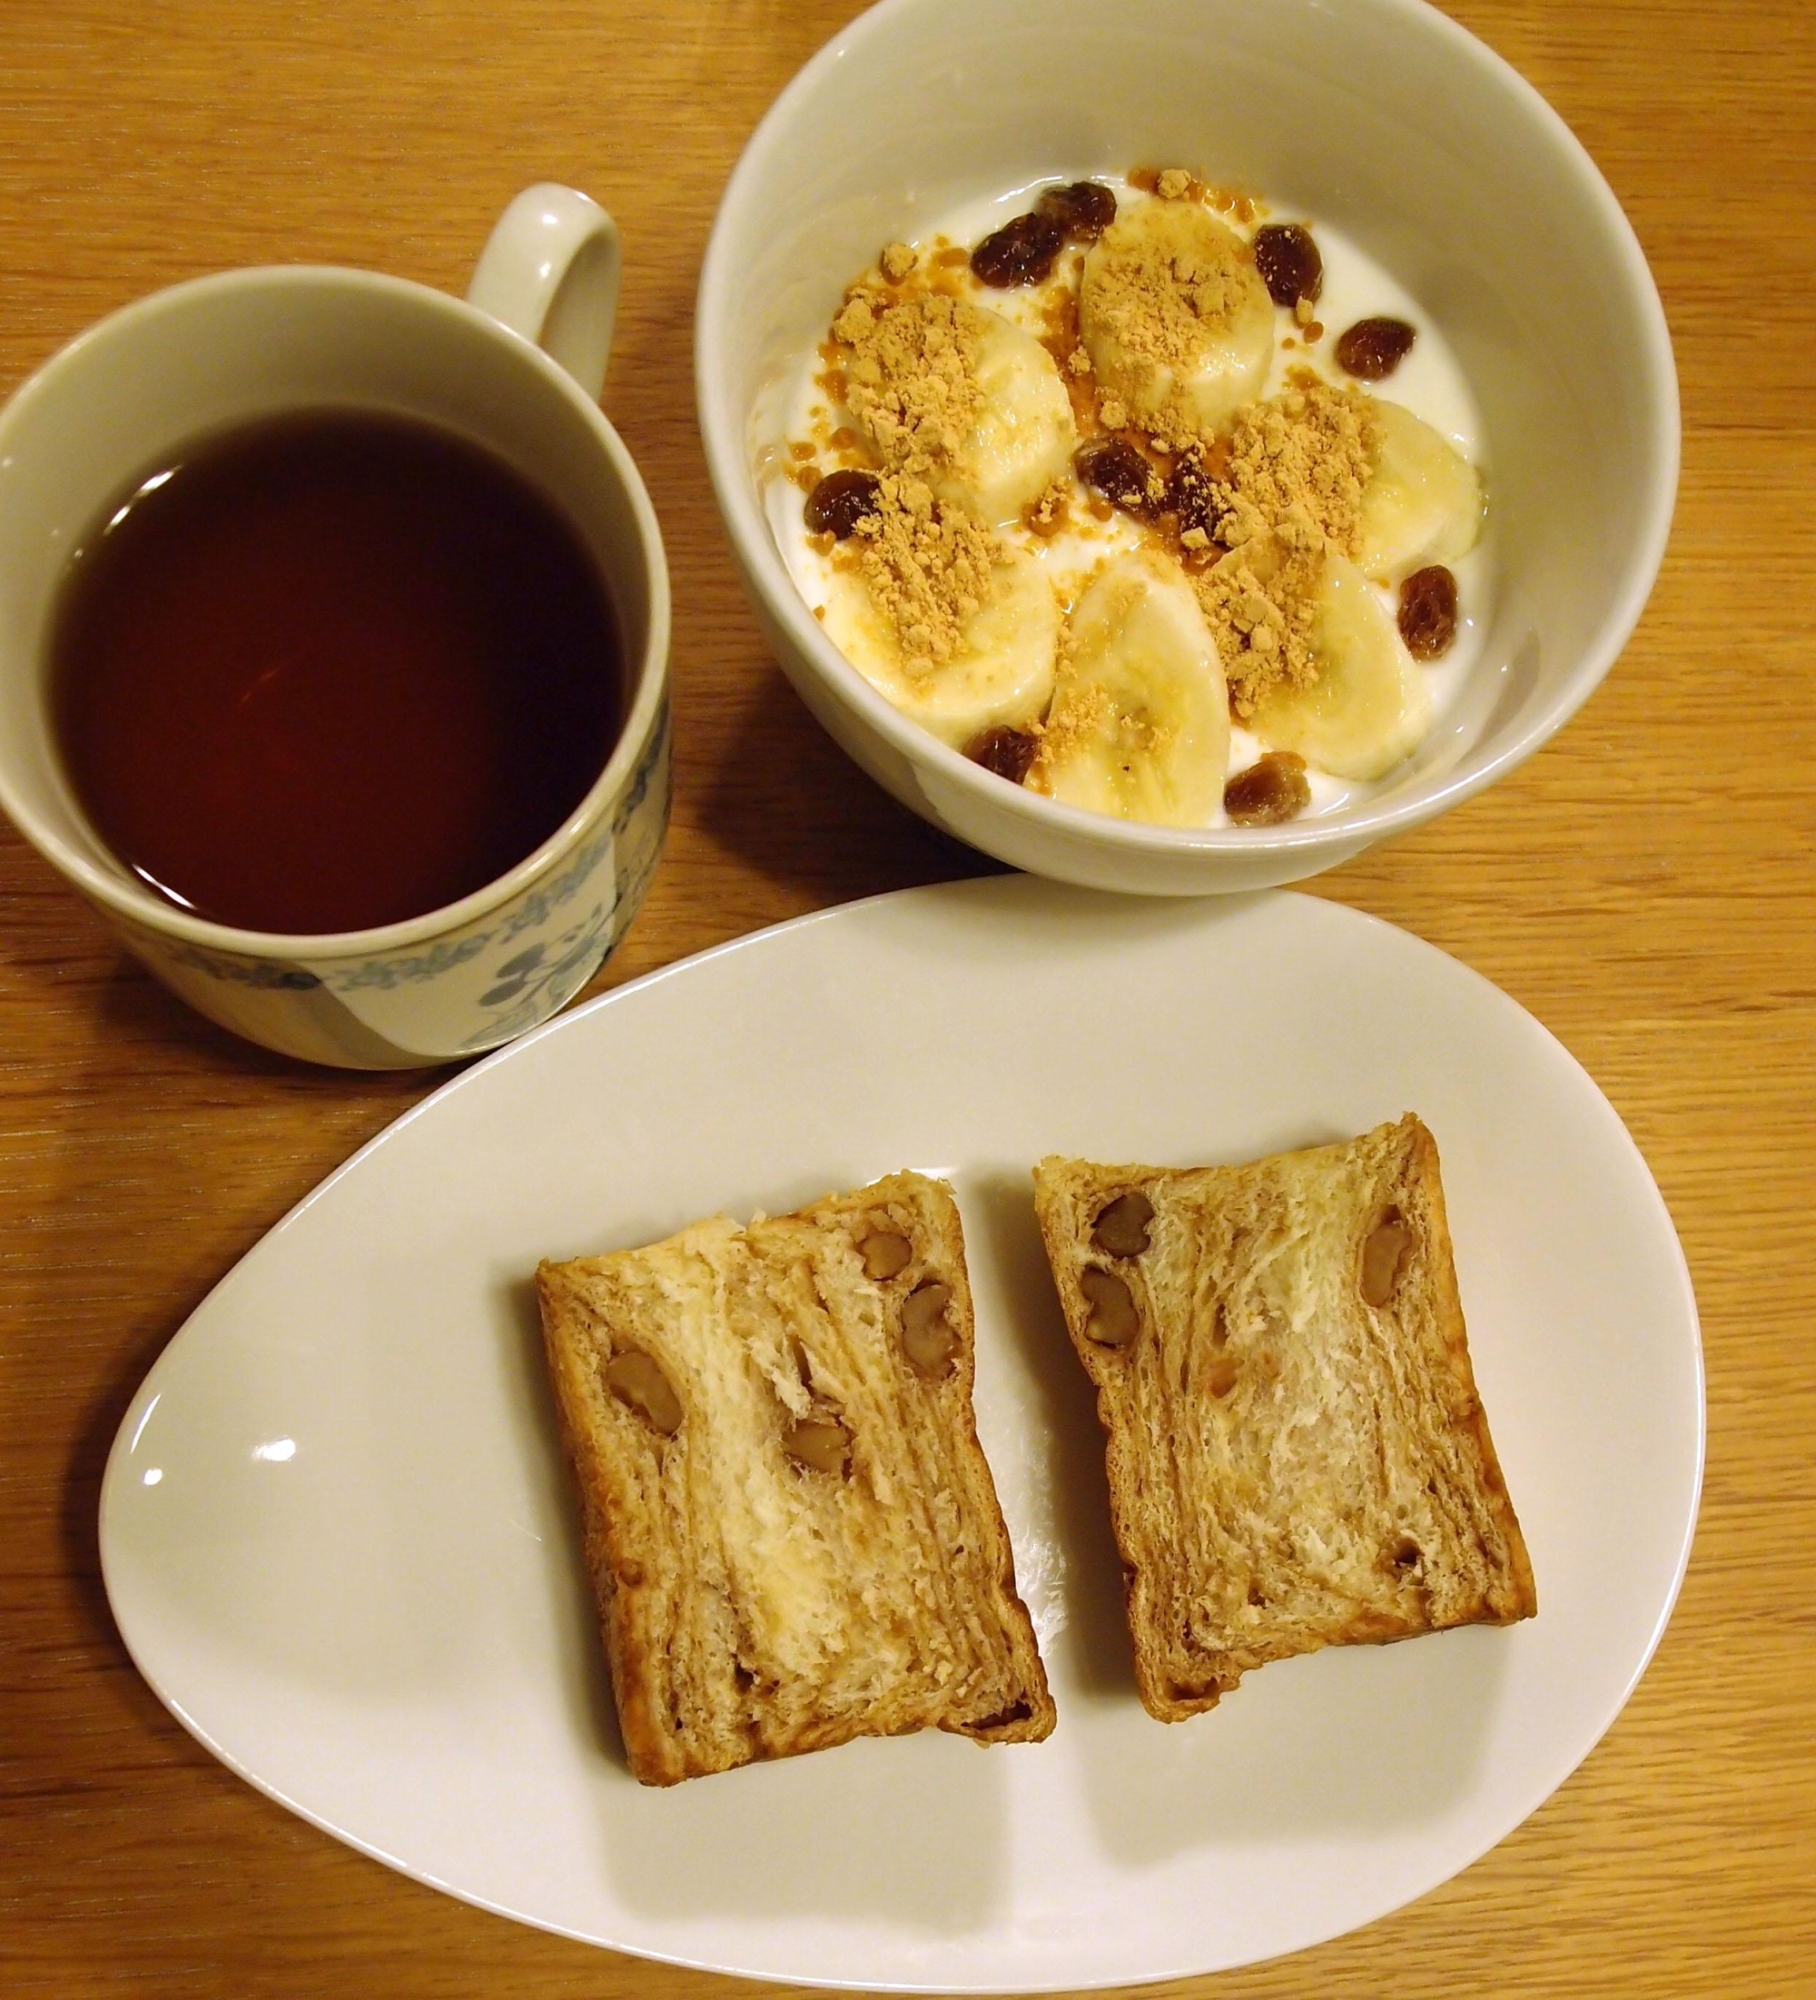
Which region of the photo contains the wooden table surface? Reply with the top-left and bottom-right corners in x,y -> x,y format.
2,0 -> 1811,1993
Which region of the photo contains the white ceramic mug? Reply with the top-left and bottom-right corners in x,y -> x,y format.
0,185 -> 671,1067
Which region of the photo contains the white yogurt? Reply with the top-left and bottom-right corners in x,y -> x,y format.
761,176 -> 1492,824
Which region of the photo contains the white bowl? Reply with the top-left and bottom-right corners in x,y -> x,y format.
697,0 -> 1677,895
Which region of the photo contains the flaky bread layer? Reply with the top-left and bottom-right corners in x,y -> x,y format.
538,1172 -> 1054,1784
1035,1116 -> 1535,1723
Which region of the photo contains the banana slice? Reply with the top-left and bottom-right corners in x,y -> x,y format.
1246,552 -> 1430,781
839,295 -> 1075,528
956,306 -> 1078,525
1030,552 -> 1230,825
820,541 -> 1059,749
1354,399 -> 1484,582
1078,200 -> 1274,442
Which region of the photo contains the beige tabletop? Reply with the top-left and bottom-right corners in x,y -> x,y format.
2,1 -> 1812,1994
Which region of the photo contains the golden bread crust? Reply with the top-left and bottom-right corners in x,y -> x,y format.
1034,1116 -> 1535,1722
538,1172 -> 1054,1784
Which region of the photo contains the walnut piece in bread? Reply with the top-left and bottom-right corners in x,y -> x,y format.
537,1171 -> 1055,1784
1034,1115 -> 1535,1722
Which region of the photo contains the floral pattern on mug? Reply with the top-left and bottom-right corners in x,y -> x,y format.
138,696 -> 670,1062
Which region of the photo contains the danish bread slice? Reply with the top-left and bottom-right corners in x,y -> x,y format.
1034,1115 -> 1535,1722
537,1171 -> 1054,1785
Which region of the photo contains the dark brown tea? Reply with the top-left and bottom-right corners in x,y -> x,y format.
52,410 -> 623,935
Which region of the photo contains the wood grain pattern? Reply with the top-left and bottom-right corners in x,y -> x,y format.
1,0 -> 1811,1992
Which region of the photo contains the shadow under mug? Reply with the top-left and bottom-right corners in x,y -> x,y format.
0,185 -> 671,1069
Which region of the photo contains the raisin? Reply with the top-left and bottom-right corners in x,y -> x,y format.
1165,452 -> 1220,539
1359,1210 -> 1413,1307
1224,752 -> 1310,827
1074,436 -> 1159,517
970,1698 -> 1032,1730
1251,222 -> 1323,308
1080,1267 -> 1139,1347
1398,565 -> 1459,659
1037,180 -> 1117,242
1092,1191 -> 1155,1257
1335,316 -> 1417,380
970,210 -> 1067,287
803,468 -> 882,539
967,726 -> 1039,785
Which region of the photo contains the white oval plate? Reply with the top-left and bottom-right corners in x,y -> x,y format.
100,880 -> 1702,1991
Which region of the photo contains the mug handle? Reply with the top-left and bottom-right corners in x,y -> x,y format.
466,184 -> 620,402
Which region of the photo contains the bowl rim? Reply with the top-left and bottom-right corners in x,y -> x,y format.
696,0 -> 1681,860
